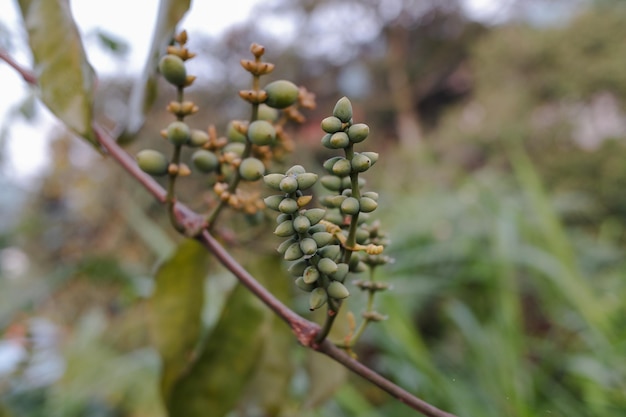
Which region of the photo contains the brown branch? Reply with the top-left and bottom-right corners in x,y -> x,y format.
95,124 -> 457,417
0,49 -> 38,85
3,51 -> 457,417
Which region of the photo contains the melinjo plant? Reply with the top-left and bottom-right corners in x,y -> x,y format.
136,32 -> 393,349
8,3 -> 457,411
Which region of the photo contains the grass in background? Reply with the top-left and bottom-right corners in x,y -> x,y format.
345,142 -> 626,417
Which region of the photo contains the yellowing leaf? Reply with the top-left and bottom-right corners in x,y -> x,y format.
18,0 -> 96,145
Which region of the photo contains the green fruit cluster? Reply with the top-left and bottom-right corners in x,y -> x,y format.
319,97 -> 379,217
264,165 -> 350,310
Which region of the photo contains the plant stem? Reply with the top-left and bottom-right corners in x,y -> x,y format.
206,71 -> 260,230
0,49 -> 38,84
314,299 -> 341,343
317,338 -> 457,417
334,267 -> 378,349
6,54 -> 459,417
167,144 -> 184,233
316,143 -> 361,343
94,124 -> 457,417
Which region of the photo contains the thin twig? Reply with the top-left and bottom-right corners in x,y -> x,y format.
318,340 -> 457,417
0,49 -> 38,85
3,51 -> 458,417
94,123 -> 457,417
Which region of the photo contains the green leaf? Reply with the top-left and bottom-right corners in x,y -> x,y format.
93,29 -> 130,56
304,351 -> 348,409
237,255 -> 295,415
149,239 -> 210,404
303,305 -> 350,409
121,0 -> 191,141
17,0 -> 96,145
168,283 -> 270,417
121,197 -> 176,259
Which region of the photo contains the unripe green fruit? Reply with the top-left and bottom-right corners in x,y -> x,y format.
159,54 -> 187,86
354,261 -> 368,272
276,213 -> 291,224
321,134 -> 332,148
317,258 -> 338,275
286,165 -> 306,176
308,223 -> 327,234
191,150 -> 219,173
277,237 -> 296,255
264,195 -> 284,211
167,121 -> 190,145
257,104 -> 279,121
293,215 -> 312,233
279,176 -> 299,193
321,116 -> 343,134
239,157 -> 265,181
312,232 -> 334,247
274,219 -> 295,237
247,120 -> 276,146
136,149 -> 168,176
359,197 -> 378,213
264,80 -> 299,109
303,266 -> 320,284
227,121 -> 247,143
340,197 -> 360,215
361,151 -> 379,166
296,173 -> 318,190
331,158 -> 352,177
342,176 -> 365,189
284,242 -> 304,261
189,129 -> 209,147
303,208 -> 326,225
264,173 -> 286,190
323,157 -> 342,172
309,287 -> 328,310
362,191 -> 379,201
330,263 -> 349,282
295,276 -> 315,292
356,228 -> 370,244
347,123 -> 369,143
300,238 -> 318,256
327,281 -> 349,300
324,211 -> 344,226
351,153 -> 372,173
318,244 -> 340,260
224,142 -> 246,156
349,255 -> 360,271
322,195 -> 347,209
320,175 -> 342,191
278,198 -> 299,214
328,132 -> 350,149
288,260 -> 308,277
333,96 -> 353,123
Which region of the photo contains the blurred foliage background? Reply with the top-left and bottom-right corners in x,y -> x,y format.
1,0 -> 626,416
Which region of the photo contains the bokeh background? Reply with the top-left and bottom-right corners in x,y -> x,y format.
1,0 -> 625,416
